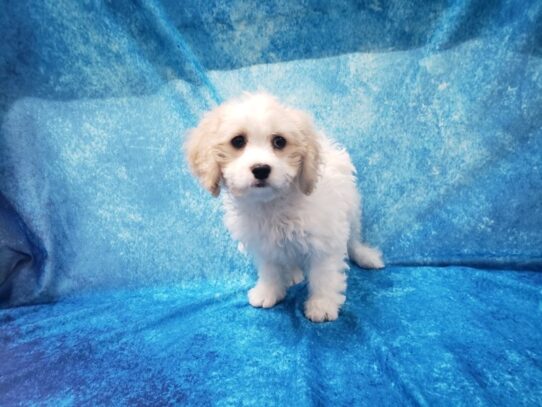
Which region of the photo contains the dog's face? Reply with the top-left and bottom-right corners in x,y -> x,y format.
185,93 -> 320,202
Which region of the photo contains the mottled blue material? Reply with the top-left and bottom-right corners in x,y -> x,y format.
1,0 -> 541,405
1,267 -> 542,405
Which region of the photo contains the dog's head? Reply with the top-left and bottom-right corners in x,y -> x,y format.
185,93 -> 321,202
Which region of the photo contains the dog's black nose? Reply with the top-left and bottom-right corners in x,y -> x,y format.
251,164 -> 271,180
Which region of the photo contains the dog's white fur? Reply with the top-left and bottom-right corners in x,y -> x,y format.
185,93 -> 384,322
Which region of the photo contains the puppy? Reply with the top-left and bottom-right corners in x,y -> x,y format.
185,93 -> 384,322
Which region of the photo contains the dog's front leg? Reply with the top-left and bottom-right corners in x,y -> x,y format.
248,260 -> 287,308
304,255 -> 347,322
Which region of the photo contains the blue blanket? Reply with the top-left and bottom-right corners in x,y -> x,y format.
1,0 -> 541,405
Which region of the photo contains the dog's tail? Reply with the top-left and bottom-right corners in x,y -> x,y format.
348,240 -> 385,269
347,206 -> 385,269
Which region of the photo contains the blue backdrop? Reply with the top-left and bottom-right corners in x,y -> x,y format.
1,1 -> 541,405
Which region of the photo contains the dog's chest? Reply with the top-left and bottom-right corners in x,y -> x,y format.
227,205 -> 309,262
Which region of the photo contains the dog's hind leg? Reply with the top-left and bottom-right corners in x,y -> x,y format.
287,267 -> 304,287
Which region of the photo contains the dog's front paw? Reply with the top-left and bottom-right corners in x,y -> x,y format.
304,297 -> 341,322
248,283 -> 285,308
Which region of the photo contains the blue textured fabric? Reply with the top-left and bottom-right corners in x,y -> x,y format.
1,267 -> 542,405
1,0 -> 541,404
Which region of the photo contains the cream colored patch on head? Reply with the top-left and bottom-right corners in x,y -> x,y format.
185,93 -> 321,200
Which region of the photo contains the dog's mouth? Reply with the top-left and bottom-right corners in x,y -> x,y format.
239,181 -> 279,202
253,181 -> 268,188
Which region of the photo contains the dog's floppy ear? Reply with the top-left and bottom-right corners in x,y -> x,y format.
290,109 -> 321,195
185,108 -> 222,197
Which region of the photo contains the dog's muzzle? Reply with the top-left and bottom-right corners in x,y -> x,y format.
251,164 -> 271,180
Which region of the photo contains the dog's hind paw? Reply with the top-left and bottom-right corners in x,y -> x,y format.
289,268 -> 304,287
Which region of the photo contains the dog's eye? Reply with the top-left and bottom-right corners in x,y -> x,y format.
230,134 -> 246,149
272,135 -> 287,150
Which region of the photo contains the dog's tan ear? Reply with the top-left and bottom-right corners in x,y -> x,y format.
185,108 -> 222,197
290,109 -> 321,195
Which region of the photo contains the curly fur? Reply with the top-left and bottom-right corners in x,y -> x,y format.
185,93 -> 384,322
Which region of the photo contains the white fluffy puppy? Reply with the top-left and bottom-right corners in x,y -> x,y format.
185,93 -> 384,322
